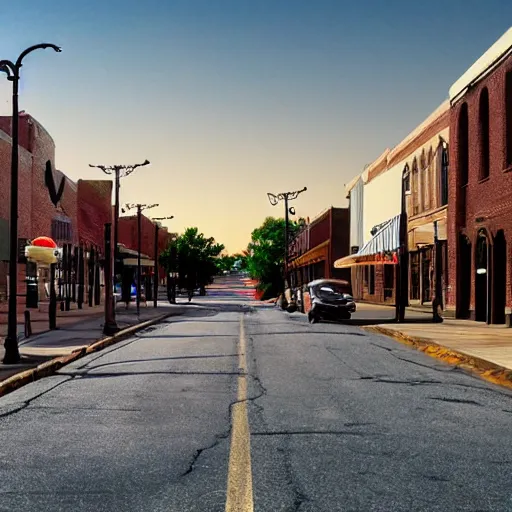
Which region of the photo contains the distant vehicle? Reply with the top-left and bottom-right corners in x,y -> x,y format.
307,279 -> 356,324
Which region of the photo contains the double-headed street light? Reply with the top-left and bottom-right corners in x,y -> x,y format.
89,160 -> 149,328
125,203 -> 158,316
152,216 -> 174,308
267,187 -> 307,300
1,44 -> 62,364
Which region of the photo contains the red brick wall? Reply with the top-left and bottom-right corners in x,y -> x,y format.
118,215 -> 171,278
447,53 -> 512,317
77,180 -> 113,253
309,211 -> 330,249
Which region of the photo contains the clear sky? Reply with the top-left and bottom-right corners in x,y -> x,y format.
1,1 -> 511,253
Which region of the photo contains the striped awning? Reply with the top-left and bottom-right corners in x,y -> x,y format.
334,214 -> 401,268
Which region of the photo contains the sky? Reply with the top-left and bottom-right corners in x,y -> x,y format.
1,1 -> 512,253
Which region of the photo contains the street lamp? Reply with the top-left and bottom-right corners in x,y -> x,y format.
125,203 -> 158,316
1,43 -> 62,364
152,216 -> 174,308
267,187 -> 307,302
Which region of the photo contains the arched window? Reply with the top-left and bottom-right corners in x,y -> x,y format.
412,158 -> 419,215
440,142 -> 449,206
425,147 -> 433,210
479,88 -> 490,180
403,163 -> 410,194
458,103 -> 469,186
419,149 -> 426,212
506,71 -> 512,168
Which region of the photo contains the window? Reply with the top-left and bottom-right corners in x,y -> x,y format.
458,103 -> 469,186
412,158 -> 420,215
403,164 -> 410,193
506,71 -> 512,168
410,252 -> 420,300
51,218 -> 72,242
384,265 -> 394,299
479,88 -> 490,180
368,265 -> 375,295
425,147 -> 433,210
440,143 -> 449,206
419,150 -> 426,213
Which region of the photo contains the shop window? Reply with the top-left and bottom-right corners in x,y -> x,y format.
383,265 -> 394,299
506,71 -> 512,168
458,103 -> 469,186
368,265 -> 375,295
479,88 -> 490,180
440,143 -> 449,206
410,252 -> 420,300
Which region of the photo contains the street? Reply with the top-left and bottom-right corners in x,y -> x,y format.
1,276 -> 512,511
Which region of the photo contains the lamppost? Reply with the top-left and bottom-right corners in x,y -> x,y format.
1,43 -> 62,364
89,160 -> 149,272
125,203 -> 158,316
396,166 -> 409,323
267,187 -> 307,303
152,216 -> 174,308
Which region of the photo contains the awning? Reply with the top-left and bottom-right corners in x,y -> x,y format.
334,214 -> 400,268
289,240 -> 329,270
408,220 -> 447,247
123,258 -> 154,267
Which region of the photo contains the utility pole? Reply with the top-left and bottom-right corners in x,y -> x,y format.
152,216 -> 174,308
267,187 -> 307,305
1,43 -> 62,364
125,203 -> 158,316
396,167 -> 409,323
89,160 -> 150,323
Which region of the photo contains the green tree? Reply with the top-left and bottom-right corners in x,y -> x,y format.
160,227 -> 224,295
245,217 -> 301,300
216,254 -> 236,274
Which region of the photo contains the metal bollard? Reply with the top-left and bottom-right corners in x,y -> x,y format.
24,310 -> 32,338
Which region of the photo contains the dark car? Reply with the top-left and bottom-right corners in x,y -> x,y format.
307,278 -> 356,324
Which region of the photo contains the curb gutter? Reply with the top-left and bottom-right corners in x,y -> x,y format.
0,311 -> 179,399
364,325 -> 512,390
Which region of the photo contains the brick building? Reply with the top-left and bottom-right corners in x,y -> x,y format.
0,113 -> 112,308
447,27 -> 512,325
288,207 -> 350,289
117,214 -> 174,289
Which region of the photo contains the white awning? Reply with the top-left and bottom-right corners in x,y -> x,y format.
334,214 -> 401,268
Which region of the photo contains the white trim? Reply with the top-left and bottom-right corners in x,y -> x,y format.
449,27 -> 512,102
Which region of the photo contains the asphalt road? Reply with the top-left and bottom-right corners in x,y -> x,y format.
1,276 -> 512,511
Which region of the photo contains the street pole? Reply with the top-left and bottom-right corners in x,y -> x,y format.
89,160 -> 150,323
267,187 -> 307,306
1,43 -> 61,364
152,216 -> 174,308
137,205 -> 142,316
154,222 -> 159,307
432,220 -> 443,323
125,202 -> 158,317
103,223 -> 118,335
396,167 -> 408,323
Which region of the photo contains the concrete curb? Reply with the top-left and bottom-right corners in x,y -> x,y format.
0,310 -> 182,399
364,325 -> 512,390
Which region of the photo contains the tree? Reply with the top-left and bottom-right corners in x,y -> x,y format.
160,227 -> 224,296
216,254 -> 236,274
245,217 -> 301,300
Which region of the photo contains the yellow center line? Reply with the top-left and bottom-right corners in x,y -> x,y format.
225,314 -> 254,512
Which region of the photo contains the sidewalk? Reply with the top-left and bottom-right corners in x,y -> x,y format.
356,303 -> 512,374
0,302 -> 185,383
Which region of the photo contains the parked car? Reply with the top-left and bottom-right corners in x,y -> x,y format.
306,279 -> 356,324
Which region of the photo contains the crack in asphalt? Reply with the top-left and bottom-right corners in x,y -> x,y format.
0,377 -> 74,419
179,373 -> 266,478
59,371 -> 242,378
251,430 -> 382,437
428,397 -> 482,406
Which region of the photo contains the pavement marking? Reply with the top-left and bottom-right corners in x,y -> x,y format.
225,314 -> 254,512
